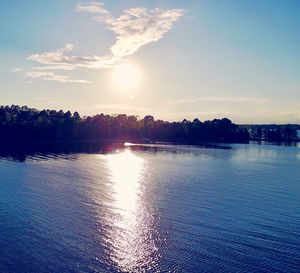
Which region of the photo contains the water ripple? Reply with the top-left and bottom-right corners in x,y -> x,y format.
0,144 -> 299,272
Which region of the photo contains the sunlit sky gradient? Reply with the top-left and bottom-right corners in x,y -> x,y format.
1,0 -> 299,124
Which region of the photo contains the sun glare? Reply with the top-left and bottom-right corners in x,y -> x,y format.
111,63 -> 142,91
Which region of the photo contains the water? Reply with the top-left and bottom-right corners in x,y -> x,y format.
0,143 -> 300,273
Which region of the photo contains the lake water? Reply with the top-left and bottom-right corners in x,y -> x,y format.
0,143 -> 300,273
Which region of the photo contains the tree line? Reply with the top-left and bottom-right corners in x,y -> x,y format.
0,105 -> 250,143
0,105 -> 298,144
243,124 -> 299,142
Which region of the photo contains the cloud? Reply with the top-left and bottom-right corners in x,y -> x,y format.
80,5 -> 185,58
166,97 -> 270,106
26,2 -> 184,83
256,110 -> 300,122
10,68 -> 24,72
35,97 -> 58,104
77,2 -> 110,16
28,44 -> 116,70
25,71 -> 90,84
32,65 -> 77,71
93,103 -> 147,112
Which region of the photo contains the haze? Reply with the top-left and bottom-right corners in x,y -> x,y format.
1,0 -> 299,123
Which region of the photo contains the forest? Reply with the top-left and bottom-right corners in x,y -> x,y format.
243,124 -> 299,142
0,105 -> 298,144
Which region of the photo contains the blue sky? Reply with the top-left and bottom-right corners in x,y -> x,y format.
1,0 -> 299,123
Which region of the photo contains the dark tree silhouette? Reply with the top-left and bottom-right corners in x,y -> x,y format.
243,124 -> 299,142
6,105 -> 299,145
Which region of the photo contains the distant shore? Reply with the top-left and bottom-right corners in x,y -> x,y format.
0,105 -> 298,147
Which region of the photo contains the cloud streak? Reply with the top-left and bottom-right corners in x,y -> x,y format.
10,68 -> 24,73
93,103 -> 148,112
28,44 -> 116,70
25,71 -> 90,84
25,2 -> 184,83
166,97 -> 270,106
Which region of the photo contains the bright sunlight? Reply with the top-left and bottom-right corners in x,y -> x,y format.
111,63 -> 142,91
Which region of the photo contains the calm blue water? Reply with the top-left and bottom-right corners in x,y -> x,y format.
0,143 -> 300,273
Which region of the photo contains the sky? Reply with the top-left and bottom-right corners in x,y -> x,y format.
0,0 -> 299,124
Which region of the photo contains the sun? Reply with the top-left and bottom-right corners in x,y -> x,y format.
111,63 -> 142,91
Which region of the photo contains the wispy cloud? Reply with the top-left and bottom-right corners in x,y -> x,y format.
256,110 -> 300,122
25,2 -> 184,83
10,68 -> 24,73
93,103 -> 148,112
166,97 -> 270,106
25,71 -> 90,84
35,97 -> 58,104
28,44 -> 116,70
77,2 -> 109,15
77,4 -> 184,57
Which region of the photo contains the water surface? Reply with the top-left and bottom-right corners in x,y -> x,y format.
0,143 -> 299,272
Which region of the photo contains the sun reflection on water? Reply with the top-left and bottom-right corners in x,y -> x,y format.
104,149 -> 160,272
